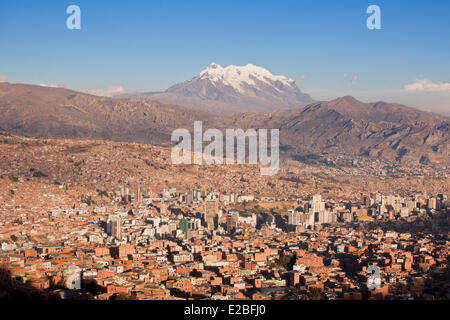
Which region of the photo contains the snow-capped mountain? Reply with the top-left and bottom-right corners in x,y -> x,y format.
138,63 -> 314,114
196,62 -> 298,94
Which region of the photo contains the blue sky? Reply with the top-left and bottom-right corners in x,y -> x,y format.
0,0 -> 449,112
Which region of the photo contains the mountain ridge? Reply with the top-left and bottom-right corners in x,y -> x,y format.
119,63 -> 314,114
224,96 -> 449,164
0,82 -> 448,166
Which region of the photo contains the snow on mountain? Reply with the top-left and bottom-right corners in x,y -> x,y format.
138,63 -> 314,115
198,62 -> 296,94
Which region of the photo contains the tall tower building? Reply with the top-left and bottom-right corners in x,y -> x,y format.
428,197 -> 437,210
136,187 -> 142,203
312,194 -> 325,213
226,211 -> 239,233
107,215 -> 122,239
308,194 -> 325,227
205,200 -> 218,230
288,210 -> 302,226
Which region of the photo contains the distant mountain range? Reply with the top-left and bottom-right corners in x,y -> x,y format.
118,63 -> 314,114
225,96 -> 449,165
0,83 -> 213,147
0,82 -> 448,166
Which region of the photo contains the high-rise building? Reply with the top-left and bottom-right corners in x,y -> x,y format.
406,200 -> 416,212
288,210 -> 302,226
186,192 -> 193,203
136,187 -> 142,203
308,194 -> 325,227
226,211 -> 239,233
205,200 -> 218,230
107,215 -> 122,239
428,197 -> 437,210
400,206 -> 410,218
312,194 -> 325,214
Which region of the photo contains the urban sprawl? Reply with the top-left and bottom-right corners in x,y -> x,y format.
0,135 -> 448,300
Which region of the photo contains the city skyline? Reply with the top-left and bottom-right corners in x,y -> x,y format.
0,0 -> 449,304
0,131 -> 447,300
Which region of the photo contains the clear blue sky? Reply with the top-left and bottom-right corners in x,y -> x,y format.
1,0 -> 449,112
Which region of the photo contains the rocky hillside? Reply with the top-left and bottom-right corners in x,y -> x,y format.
0,83 -> 448,166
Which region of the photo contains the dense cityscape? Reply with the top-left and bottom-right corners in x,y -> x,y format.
0,134 -> 448,300
0,1 -> 449,307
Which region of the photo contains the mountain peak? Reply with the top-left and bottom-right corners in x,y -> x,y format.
333,96 -> 362,104
141,63 -> 314,114
321,96 -> 369,117
205,62 -> 222,70
198,62 -> 296,94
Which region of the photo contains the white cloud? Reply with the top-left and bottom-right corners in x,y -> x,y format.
84,85 -> 126,97
39,82 -> 65,88
403,79 -> 450,92
342,73 -> 358,85
0,75 -> 10,83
